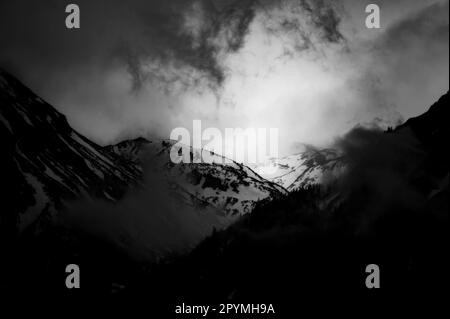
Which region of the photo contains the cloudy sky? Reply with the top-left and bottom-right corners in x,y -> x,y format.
0,0 -> 448,156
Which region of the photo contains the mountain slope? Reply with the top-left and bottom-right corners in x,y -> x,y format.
397,91 -> 449,179
0,68 -> 286,244
107,138 -> 287,217
254,147 -> 345,191
0,69 -> 142,235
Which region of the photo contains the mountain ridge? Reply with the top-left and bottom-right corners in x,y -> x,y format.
0,69 -> 143,235
0,68 -> 286,241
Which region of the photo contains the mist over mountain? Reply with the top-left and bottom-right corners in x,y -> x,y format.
0,69 -> 286,266
255,147 -> 345,191
123,92 -> 448,314
64,138 -> 287,260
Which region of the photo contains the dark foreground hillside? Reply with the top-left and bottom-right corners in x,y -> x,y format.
120,93 -> 449,316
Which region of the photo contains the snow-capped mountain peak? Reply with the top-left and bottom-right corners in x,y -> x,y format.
107,138 -> 287,218
1,68 -> 286,239
254,147 -> 345,191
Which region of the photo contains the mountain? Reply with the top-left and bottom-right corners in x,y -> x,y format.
254,147 -> 345,191
0,68 -> 293,296
0,69 -> 142,236
396,91 -> 449,179
394,91 -> 449,215
0,68 -> 285,243
107,138 -> 287,217
1,67 -> 447,307
253,91 -> 448,193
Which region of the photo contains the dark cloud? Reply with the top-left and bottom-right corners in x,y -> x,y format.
381,1 -> 449,49
0,0 -> 344,91
258,0 -> 344,54
301,0 -> 344,43
0,0 -> 447,150
368,0 -> 449,119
